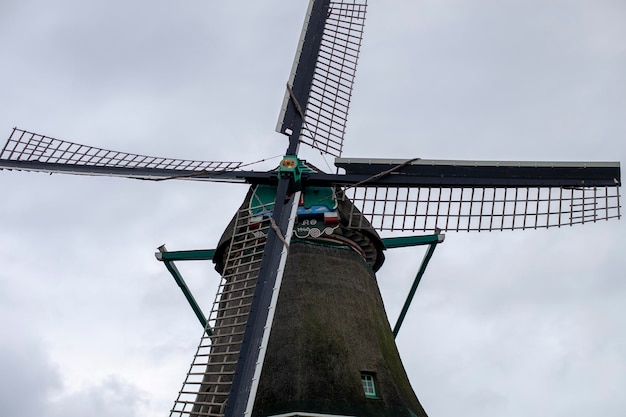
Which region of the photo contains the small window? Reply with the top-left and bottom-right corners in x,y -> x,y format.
361,372 -> 379,399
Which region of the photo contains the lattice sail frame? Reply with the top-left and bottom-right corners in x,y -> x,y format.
278,0 -> 367,157
170,196 -> 272,417
340,185 -> 621,232
1,128 -> 241,173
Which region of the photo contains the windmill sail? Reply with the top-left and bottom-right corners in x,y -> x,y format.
335,158 -> 621,231
0,128 -> 243,181
342,185 -> 621,232
224,2 -> 368,415
276,0 -> 367,157
170,192 -> 271,416
3,128 -> 619,233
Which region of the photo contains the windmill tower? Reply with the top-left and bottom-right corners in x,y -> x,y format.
0,1 -> 621,417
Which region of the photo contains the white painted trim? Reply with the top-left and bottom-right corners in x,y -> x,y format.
335,157 -> 620,169
275,0 -> 316,133
244,192 -> 302,417
268,412 -> 358,417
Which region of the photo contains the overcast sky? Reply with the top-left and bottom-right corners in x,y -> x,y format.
1,1 -> 625,416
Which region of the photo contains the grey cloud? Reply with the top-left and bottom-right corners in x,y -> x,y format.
1,1 -> 624,417
0,337 -> 61,416
48,376 -> 146,417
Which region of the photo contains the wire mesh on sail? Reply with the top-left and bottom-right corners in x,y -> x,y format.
300,0 -> 367,157
341,185 -> 621,232
1,128 -> 241,173
170,197 -> 271,417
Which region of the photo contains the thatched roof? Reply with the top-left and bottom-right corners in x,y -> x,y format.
212,185 -> 386,273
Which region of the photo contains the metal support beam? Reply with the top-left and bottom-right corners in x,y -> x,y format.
156,245 -> 209,333
382,233 -> 444,249
155,232 -> 445,340
155,248 -> 216,262
391,238 -> 442,338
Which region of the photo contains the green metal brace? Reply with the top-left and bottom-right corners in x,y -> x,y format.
381,233 -> 445,338
156,233 -> 444,338
156,245 -> 212,335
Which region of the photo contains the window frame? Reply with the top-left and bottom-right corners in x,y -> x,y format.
360,372 -> 380,399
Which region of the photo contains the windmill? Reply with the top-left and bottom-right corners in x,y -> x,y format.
0,1 -> 622,416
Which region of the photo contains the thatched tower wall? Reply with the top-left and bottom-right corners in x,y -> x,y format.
213,186 -> 428,417
252,241 -> 427,417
